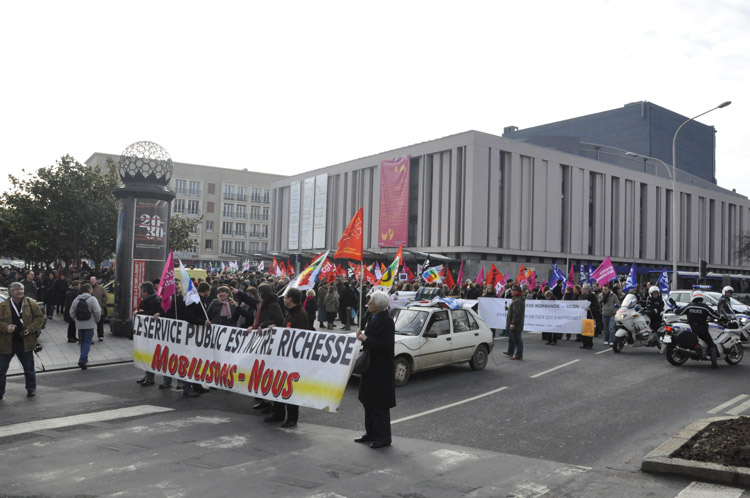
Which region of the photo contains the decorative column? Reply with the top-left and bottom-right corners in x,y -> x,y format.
111,141 -> 175,337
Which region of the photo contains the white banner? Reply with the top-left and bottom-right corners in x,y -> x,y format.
478,298 -> 588,334
133,315 -> 359,411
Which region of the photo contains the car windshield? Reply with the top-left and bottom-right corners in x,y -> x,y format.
394,309 -> 429,336
621,294 -> 638,309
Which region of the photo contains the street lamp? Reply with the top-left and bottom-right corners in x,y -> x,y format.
671,101 -> 731,290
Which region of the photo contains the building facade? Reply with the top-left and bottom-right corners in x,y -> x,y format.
269,129 -> 750,288
502,101 -> 719,184
86,153 -> 285,267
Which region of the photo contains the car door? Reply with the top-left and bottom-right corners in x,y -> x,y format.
415,310 -> 453,369
449,309 -> 481,363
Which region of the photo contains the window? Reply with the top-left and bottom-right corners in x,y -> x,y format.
235,223 -> 246,237
262,207 -> 269,220
189,180 -> 201,196
223,203 -> 234,217
249,241 -> 260,253
252,187 -> 263,203
207,183 -> 215,194
175,179 -> 187,195
187,239 -> 198,252
263,188 -> 270,203
261,225 -> 268,238
224,184 -> 236,200
236,205 -> 247,219
221,240 -> 232,254
205,239 -> 213,250
205,220 -> 214,232
187,200 -> 200,215
222,222 -> 233,235
426,311 -> 450,336
206,201 -> 214,213
452,310 -> 479,332
237,186 -> 248,202
250,206 -> 260,219
174,199 -> 185,214
235,241 -> 245,254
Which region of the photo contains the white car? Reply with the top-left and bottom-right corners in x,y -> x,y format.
391,305 -> 494,387
668,290 -> 750,314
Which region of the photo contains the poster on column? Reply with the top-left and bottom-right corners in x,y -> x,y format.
313,174 -> 328,249
288,181 -> 300,250
378,155 -> 410,247
300,177 -> 315,249
478,298 -> 588,334
132,314 -> 360,411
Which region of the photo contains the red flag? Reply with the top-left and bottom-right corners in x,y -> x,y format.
334,207 -> 363,261
445,266 -> 455,288
287,259 -> 293,275
567,264 -> 575,289
456,261 -> 464,286
528,270 -> 536,289
405,266 -> 414,280
516,265 -> 526,286
363,268 -> 377,285
270,257 -> 278,275
395,245 -> 403,267
157,249 -> 175,313
486,264 -> 502,287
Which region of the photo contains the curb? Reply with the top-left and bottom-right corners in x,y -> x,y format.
642,415 -> 750,486
8,359 -> 134,377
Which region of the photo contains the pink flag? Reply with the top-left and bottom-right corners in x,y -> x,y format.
157,249 -> 175,313
567,264 -> 575,289
591,256 -> 617,285
475,266 -> 484,284
457,261 -> 465,286
541,279 -> 547,288
503,272 -> 510,285
529,271 -> 537,289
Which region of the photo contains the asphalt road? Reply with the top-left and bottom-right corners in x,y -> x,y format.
2,334 -> 750,497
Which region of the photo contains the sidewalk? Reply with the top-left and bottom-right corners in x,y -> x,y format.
8,310 -> 133,375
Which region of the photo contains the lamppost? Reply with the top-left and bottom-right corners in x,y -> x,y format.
670,101 -> 731,290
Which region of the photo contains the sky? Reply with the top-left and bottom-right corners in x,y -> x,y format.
1,0 -> 748,197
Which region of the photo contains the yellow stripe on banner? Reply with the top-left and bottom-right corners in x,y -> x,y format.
133,349 -> 154,365
292,378 -> 347,405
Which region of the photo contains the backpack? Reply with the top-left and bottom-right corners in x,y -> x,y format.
75,298 -> 92,321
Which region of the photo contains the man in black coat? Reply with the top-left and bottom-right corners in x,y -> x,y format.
264,287 -> 309,427
135,281 -> 162,386
64,280 -> 81,343
354,290 -> 396,449
339,281 -> 357,328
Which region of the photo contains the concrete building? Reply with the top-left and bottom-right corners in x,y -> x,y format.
86,153 -> 285,267
502,101 -> 720,184
269,129 -> 750,290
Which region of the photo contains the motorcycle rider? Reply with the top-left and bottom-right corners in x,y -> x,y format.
675,290 -> 722,369
642,286 -> 665,342
717,286 -> 738,328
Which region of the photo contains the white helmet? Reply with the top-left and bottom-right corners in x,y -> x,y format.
723,286 -> 734,295
649,286 -> 660,295
691,290 -> 705,302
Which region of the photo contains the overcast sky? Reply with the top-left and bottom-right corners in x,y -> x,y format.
2,0 -> 747,197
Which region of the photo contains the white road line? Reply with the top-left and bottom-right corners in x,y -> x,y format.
708,394 -> 749,414
595,348 -> 613,355
391,386 -> 509,424
0,405 -> 174,438
530,359 -> 580,379
726,398 -> 750,416
676,481 -> 744,498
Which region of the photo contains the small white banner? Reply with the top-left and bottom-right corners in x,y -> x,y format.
478,298 -> 588,334
133,315 -> 359,411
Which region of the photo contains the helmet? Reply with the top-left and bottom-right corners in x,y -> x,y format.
723,286 -> 734,295
649,286 -> 660,295
691,290 -> 705,302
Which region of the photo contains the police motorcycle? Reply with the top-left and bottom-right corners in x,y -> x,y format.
718,286 -> 750,347
660,295 -> 745,367
612,292 -> 664,353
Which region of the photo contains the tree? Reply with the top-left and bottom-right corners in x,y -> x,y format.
169,215 -> 203,253
0,155 -> 119,269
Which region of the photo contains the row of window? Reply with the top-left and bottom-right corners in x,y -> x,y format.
223,203 -> 269,220
182,240 -> 268,255
173,199 -> 201,215
174,179 -> 271,204
220,222 -> 269,238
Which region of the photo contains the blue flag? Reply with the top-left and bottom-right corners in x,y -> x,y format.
551,261 -> 567,288
623,262 -> 637,292
658,267 -> 670,295
579,263 -> 586,285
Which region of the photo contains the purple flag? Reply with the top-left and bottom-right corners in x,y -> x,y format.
590,257 -> 617,285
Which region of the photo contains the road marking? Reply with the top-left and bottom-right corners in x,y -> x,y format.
676,481 -> 743,498
707,394 -> 749,414
0,405 -> 174,438
595,348 -> 613,355
391,386 -> 509,424
530,360 -> 580,379
726,398 -> 750,416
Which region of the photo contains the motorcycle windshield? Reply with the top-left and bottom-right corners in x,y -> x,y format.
621,294 -> 638,309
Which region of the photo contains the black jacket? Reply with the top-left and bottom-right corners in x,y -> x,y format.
285,304 -> 311,330
137,294 -> 162,316
63,287 -> 80,323
256,296 -> 284,329
676,301 -> 720,333
357,311 -> 396,409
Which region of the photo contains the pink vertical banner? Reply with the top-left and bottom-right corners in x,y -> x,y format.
379,155 -> 410,247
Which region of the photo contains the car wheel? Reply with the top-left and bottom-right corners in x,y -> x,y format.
394,356 -> 411,387
469,344 -> 489,370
